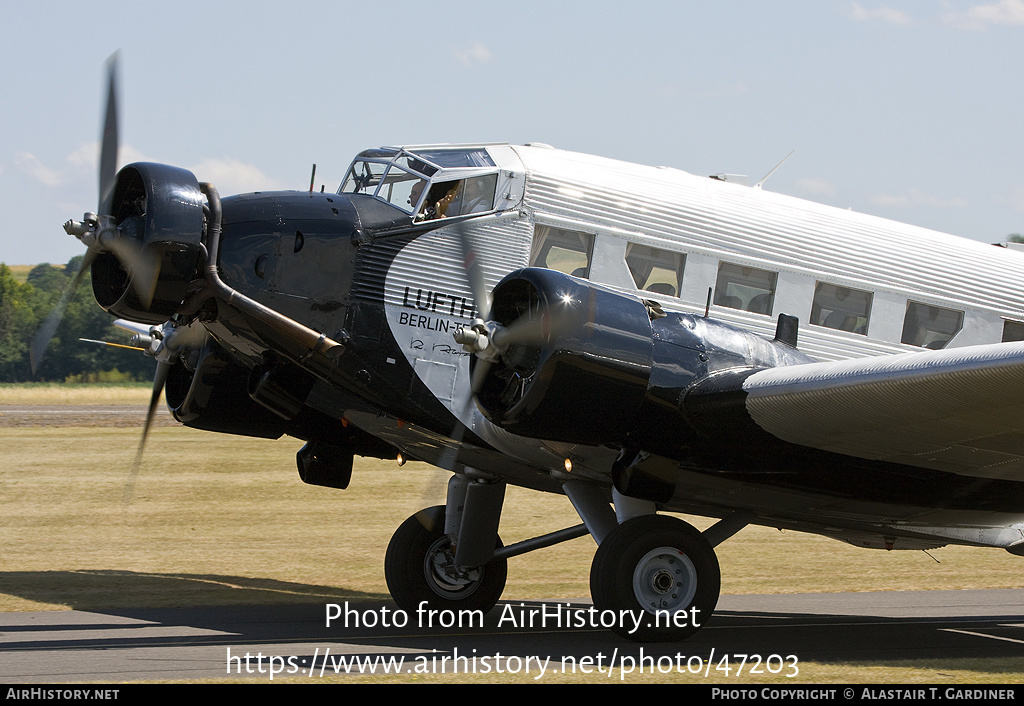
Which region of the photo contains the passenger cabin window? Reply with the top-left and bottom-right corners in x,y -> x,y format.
714,263 -> 777,315
626,244 -> 684,297
1003,320 -> 1024,342
810,282 -> 872,335
901,301 -> 964,349
531,226 -> 595,278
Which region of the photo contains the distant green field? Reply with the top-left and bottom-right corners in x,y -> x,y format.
5,263 -> 60,283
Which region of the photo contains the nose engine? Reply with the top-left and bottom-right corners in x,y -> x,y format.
87,162 -> 207,324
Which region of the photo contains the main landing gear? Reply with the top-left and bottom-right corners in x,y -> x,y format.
383,475 -> 733,642
385,474 -> 509,615
385,504 -> 507,613
590,515 -> 720,642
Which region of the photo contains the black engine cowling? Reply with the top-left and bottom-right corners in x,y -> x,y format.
475,269 -> 657,445
92,162 -> 206,324
474,268 -> 814,454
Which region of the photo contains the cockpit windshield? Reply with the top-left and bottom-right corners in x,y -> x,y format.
340,147 -> 499,220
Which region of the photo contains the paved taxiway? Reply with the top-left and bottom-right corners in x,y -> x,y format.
2,589 -> 1023,682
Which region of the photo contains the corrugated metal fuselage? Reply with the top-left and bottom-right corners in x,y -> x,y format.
211,144 -> 1024,550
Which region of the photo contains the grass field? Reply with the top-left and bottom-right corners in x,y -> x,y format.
0,383 -> 152,405
2,393 -> 1022,683
6,264 -> 37,283
5,424 -> 1024,611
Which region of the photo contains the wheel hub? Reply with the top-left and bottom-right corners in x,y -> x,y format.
424,536 -> 482,598
632,547 -> 698,612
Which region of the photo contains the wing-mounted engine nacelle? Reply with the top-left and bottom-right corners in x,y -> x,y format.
473,268 -> 814,454
474,268 -> 659,445
91,162 -> 206,324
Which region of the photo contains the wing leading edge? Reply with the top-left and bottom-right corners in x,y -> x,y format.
743,341 -> 1024,481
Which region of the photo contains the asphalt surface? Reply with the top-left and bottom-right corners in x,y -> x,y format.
3,590 -> 1023,682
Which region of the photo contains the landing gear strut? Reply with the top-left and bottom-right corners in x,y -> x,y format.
590,514 -> 720,642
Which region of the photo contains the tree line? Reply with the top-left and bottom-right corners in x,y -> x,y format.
0,257 -> 156,382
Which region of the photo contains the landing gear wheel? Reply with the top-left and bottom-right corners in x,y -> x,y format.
590,514 -> 720,642
385,506 -> 507,614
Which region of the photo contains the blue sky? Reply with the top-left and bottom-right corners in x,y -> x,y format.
3,1 -> 1024,265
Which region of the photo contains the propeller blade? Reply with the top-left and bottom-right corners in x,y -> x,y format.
98,53 -> 119,216
436,356 -> 493,472
493,308 -> 557,348
123,358 -> 171,505
104,236 -> 160,309
29,250 -> 98,375
453,221 -> 490,320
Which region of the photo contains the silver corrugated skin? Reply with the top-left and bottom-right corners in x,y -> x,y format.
511,145 -> 1024,360
380,215 -> 534,314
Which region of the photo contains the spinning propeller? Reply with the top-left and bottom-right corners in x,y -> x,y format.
31,54 -> 158,376
116,318 -> 206,504
32,55 -> 202,503
436,222 -> 565,472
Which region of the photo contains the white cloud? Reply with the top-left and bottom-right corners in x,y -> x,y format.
66,142 -> 98,170
453,41 -> 492,67
22,146 -> 277,197
189,158 -> 285,195
942,0 -> 1024,30
795,177 -> 837,197
66,141 -> 148,172
848,2 -> 912,25
868,188 -> 968,209
15,152 -> 62,187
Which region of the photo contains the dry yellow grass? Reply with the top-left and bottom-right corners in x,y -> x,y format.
3,424 -> 1023,612
0,383 -> 151,405
2,417 -> 1023,683
5,264 -> 39,283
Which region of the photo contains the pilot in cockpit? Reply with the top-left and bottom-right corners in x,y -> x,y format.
413,181 -> 461,221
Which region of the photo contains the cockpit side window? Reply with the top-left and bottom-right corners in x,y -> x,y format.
376,166 -> 427,214
444,175 -> 498,217
413,174 -> 500,221
341,149 -> 500,220
530,226 -> 595,278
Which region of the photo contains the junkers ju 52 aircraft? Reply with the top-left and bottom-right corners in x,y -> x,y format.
38,60 -> 1024,641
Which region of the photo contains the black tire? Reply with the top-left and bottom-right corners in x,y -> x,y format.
590,514 -> 720,642
385,505 -> 507,615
